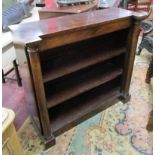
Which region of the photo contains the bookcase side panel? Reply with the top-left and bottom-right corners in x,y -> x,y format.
26,47 -> 55,144
120,18 -> 141,101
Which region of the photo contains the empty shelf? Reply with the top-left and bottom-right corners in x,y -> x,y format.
45,63 -> 122,108
42,47 -> 125,82
48,80 -> 121,136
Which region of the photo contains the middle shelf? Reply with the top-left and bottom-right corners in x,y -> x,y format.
42,47 -> 125,83
44,62 -> 123,108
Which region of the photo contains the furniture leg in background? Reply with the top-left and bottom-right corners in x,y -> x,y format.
13,60 -> 22,86
146,110 -> 153,131
137,20 -> 153,55
2,70 -> 6,83
145,56 -> 153,84
2,59 -> 22,87
2,38 -> 22,87
138,35 -> 153,55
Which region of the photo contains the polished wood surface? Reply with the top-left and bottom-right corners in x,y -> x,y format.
120,17 -> 141,101
10,8 -> 146,149
45,63 -> 123,108
27,50 -> 52,139
42,47 -> 125,82
49,82 -> 120,136
10,8 -> 148,50
10,8 -> 134,46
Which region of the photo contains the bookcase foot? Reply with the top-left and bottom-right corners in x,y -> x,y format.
44,135 -> 56,149
119,93 -> 131,103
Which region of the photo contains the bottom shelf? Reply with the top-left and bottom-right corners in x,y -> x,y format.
49,78 -> 121,136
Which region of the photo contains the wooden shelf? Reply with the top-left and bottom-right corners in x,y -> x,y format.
48,79 -> 121,136
45,63 -> 122,108
43,48 -> 125,82
40,32 -> 127,83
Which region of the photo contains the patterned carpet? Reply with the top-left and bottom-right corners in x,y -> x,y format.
17,45 -> 153,155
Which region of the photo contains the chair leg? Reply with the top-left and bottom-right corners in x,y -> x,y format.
134,4 -> 138,11
146,110 -> 153,131
137,34 -> 145,55
13,60 -> 22,87
145,57 -> 153,84
137,46 -> 143,55
2,69 -> 5,83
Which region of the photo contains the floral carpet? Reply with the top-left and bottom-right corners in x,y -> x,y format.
18,46 -> 153,155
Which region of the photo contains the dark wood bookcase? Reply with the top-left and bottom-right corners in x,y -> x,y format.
10,8 -> 147,148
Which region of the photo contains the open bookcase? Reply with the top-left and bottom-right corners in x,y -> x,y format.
40,31 -> 127,136
10,8 -> 146,148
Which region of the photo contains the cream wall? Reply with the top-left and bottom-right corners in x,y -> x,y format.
2,7 -> 40,66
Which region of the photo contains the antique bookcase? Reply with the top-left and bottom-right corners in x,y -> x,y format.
10,8 -> 146,148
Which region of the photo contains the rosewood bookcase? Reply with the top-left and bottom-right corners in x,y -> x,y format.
10,8 -> 147,148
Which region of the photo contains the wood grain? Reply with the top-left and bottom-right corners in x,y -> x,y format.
45,63 -> 122,108
10,8 -> 146,148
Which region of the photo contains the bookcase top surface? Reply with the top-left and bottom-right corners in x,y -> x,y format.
9,8 -> 140,46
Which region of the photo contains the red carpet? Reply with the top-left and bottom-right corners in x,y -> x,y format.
2,65 -> 29,130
